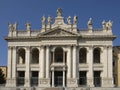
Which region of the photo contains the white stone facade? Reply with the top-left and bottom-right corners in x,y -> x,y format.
5,8 -> 116,88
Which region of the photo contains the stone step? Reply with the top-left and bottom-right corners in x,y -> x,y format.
44,87 -> 64,90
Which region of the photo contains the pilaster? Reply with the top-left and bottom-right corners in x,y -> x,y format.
52,69 -> 54,87
63,69 -> 65,87
24,47 -> 30,87
39,46 -> 45,78
72,46 -> 78,87
11,46 -> 17,87
6,46 -> 13,87
101,46 -> 109,87
67,46 -> 72,78
39,46 -> 50,87
66,46 -> 72,87
45,46 -> 50,87
87,46 -> 94,87
107,46 -> 114,87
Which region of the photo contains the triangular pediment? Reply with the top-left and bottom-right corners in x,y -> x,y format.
38,28 -> 78,37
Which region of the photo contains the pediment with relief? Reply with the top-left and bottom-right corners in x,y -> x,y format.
38,28 -> 77,36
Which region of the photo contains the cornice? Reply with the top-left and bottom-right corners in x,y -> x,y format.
81,35 -> 116,40
4,34 -> 116,41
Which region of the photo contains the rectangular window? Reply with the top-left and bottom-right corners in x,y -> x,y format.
31,71 -> 38,86
17,71 -> 25,86
79,71 -> 87,86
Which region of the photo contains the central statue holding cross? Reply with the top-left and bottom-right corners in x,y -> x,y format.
57,8 -> 62,17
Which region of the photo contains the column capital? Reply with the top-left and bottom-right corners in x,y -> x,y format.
51,47 -> 55,52
108,45 -> 112,49
63,67 -> 66,71
89,46 -> 93,50
73,45 -> 77,48
8,46 -> 13,49
25,46 -> 30,50
40,45 -> 45,49
67,45 -> 72,48
46,45 -> 51,47
51,67 -> 54,71
103,45 -> 108,49
12,46 -> 16,49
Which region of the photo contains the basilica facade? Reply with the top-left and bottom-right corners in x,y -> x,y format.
5,8 -> 116,88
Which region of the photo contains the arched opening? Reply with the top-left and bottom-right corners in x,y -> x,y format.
31,48 -> 39,64
55,47 -> 63,63
79,48 -> 87,63
18,48 -> 25,64
93,48 -> 101,63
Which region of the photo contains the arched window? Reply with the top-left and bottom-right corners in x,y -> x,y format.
18,48 -> 25,64
55,47 -> 63,63
93,48 -> 101,63
31,48 -> 39,64
79,48 -> 87,63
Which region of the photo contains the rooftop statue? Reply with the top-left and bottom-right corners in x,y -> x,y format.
87,18 -> 93,30
13,22 -> 18,30
106,20 -> 113,30
8,23 -> 13,31
67,16 -> 71,24
42,16 -> 46,25
88,18 -> 92,25
48,16 -> 52,24
73,16 -> 78,24
26,22 -> 31,30
57,8 -> 62,16
102,20 -> 107,29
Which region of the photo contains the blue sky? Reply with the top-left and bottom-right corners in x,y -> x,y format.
0,0 -> 120,65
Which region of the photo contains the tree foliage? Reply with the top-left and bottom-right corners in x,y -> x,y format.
0,68 -> 5,84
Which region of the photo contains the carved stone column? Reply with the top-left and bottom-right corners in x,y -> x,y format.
6,46 -> 13,87
107,46 -> 114,87
52,50 -> 55,63
67,46 -> 72,78
39,46 -> 50,87
52,68 -> 54,87
24,47 -> 30,87
45,46 -> 50,87
66,46 -> 73,87
63,68 -> 65,87
101,46 -> 108,87
73,46 -> 77,78
63,51 -> 66,63
12,46 -> 17,87
72,46 -> 78,87
40,46 -> 45,78
38,47 -> 41,86
87,46 -> 94,87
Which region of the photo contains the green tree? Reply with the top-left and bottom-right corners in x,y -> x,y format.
0,68 -> 5,84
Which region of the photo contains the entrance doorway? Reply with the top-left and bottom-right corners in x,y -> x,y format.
54,71 -> 63,87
